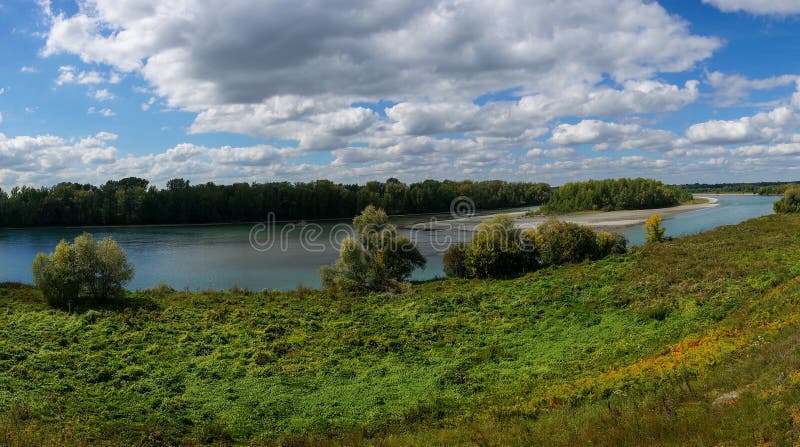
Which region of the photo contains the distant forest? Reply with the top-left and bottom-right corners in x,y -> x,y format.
540,178 -> 692,214
680,181 -> 799,195
0,178 -> 551,227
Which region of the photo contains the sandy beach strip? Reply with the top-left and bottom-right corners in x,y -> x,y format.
410,196 -> 719,232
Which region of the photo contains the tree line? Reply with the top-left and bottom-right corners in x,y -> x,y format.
0,178 -> 551,227
680,181 -> 800,195
540,178 -> 692,214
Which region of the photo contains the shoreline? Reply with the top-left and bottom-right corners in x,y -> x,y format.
415,196 -> 720,232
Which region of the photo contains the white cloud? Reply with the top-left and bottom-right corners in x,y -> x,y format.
702,0 -> 800,15
0,88 -> 5,95
38,0 -> 719,166
140,96 -> 156,111
91,89 -> 115,101
686,106 -> 799,145
88,106 -> 116,117
0,113 -> 3,125
548,120 -> 680,152
706,71 -> 800,106
525,147 -> 576,158
20,66 -> 38,73
56,65 -> 121,85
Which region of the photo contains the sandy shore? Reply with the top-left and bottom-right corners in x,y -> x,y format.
411,196 -> 719,232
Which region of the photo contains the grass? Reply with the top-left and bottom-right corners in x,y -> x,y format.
3,214 -> 800,445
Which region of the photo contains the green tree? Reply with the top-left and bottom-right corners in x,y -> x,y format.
31,234 -> 134,309
463,215 -> 530,278
774,186 -> 800,213
533,219 -> 599,266
321,205 -> 426,293
443,243 -> 468,278
32,240 -> 81,309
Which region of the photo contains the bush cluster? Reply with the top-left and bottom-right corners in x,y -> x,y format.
444,216 -> 627,279
774,186 -> 800,214
31,233 -> 134,309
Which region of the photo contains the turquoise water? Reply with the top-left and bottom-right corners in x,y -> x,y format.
619,194 -> 776,246
0,195 -> 777,291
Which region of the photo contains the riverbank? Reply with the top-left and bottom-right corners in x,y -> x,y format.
414,196 -> 719,232
2,213 -> 800,446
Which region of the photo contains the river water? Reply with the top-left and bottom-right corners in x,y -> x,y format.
0,194 -> 777,291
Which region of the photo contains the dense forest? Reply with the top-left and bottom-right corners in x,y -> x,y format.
680,181 -> 799,195
540,178 -> 692,214
0,178 -> 551,227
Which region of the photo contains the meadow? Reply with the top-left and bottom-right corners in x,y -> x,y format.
3,213 -> 800,445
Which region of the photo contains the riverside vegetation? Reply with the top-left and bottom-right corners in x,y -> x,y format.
3,190 -> 800,444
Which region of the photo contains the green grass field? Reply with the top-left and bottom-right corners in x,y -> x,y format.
3,214 -> 800,446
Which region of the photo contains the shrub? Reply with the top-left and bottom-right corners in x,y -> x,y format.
321,205 -> 426,293
443,243 -> 468,278
463,215 -> 531,278
596,231 -> 627,257
774,186 -> 800,213
31,233 -> 134,309
644,214 -> 666,243
534,219 -> 599,266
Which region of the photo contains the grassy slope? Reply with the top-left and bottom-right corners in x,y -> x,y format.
3,214 -> 800,445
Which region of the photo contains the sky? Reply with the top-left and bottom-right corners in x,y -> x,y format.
1,0 -> 800,189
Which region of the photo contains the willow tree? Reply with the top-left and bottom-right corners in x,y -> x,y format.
321,205 -> 425,294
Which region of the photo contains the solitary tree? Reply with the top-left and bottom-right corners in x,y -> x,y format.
32,233 -> 134,309
321,205 -> 425,293
643,214 -> 666,243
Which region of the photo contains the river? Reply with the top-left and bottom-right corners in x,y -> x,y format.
0,194 -> 777,291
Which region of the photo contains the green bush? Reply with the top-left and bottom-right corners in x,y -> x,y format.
596,231 -> 628,257
31,233 -> 134,309
443,217 -> 628,278
443,243 -> 468,278
463,215 -> 531,279
774,186 -> 800,213
534,219 -> 599,266
321,205 -> 426,293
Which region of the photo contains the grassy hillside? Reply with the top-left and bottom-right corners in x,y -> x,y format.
3,214 -> 800,445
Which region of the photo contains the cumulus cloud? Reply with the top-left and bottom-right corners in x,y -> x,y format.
38,0 -> 719,161
706,71 -> 800,106
703,0 -> 800,15
548,120 -> 680,152
686,106 -> 799,145
29,0 -> 800,185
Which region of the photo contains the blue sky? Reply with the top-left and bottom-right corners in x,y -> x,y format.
1,0 -> 800,188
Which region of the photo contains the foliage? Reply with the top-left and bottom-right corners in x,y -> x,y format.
444,217 -> 626,278
540,178 -> 692,214
462,215 -> 531,279
321,205 -> 425,293
643,214 -> 666,243
442,243 -> 468,278
533,219 -> 600,266
0,178 -> 551,227
31,233 -> 133,308
773,186 -> 800,213
680,180 -> 800,195
596,231 -> 627,257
